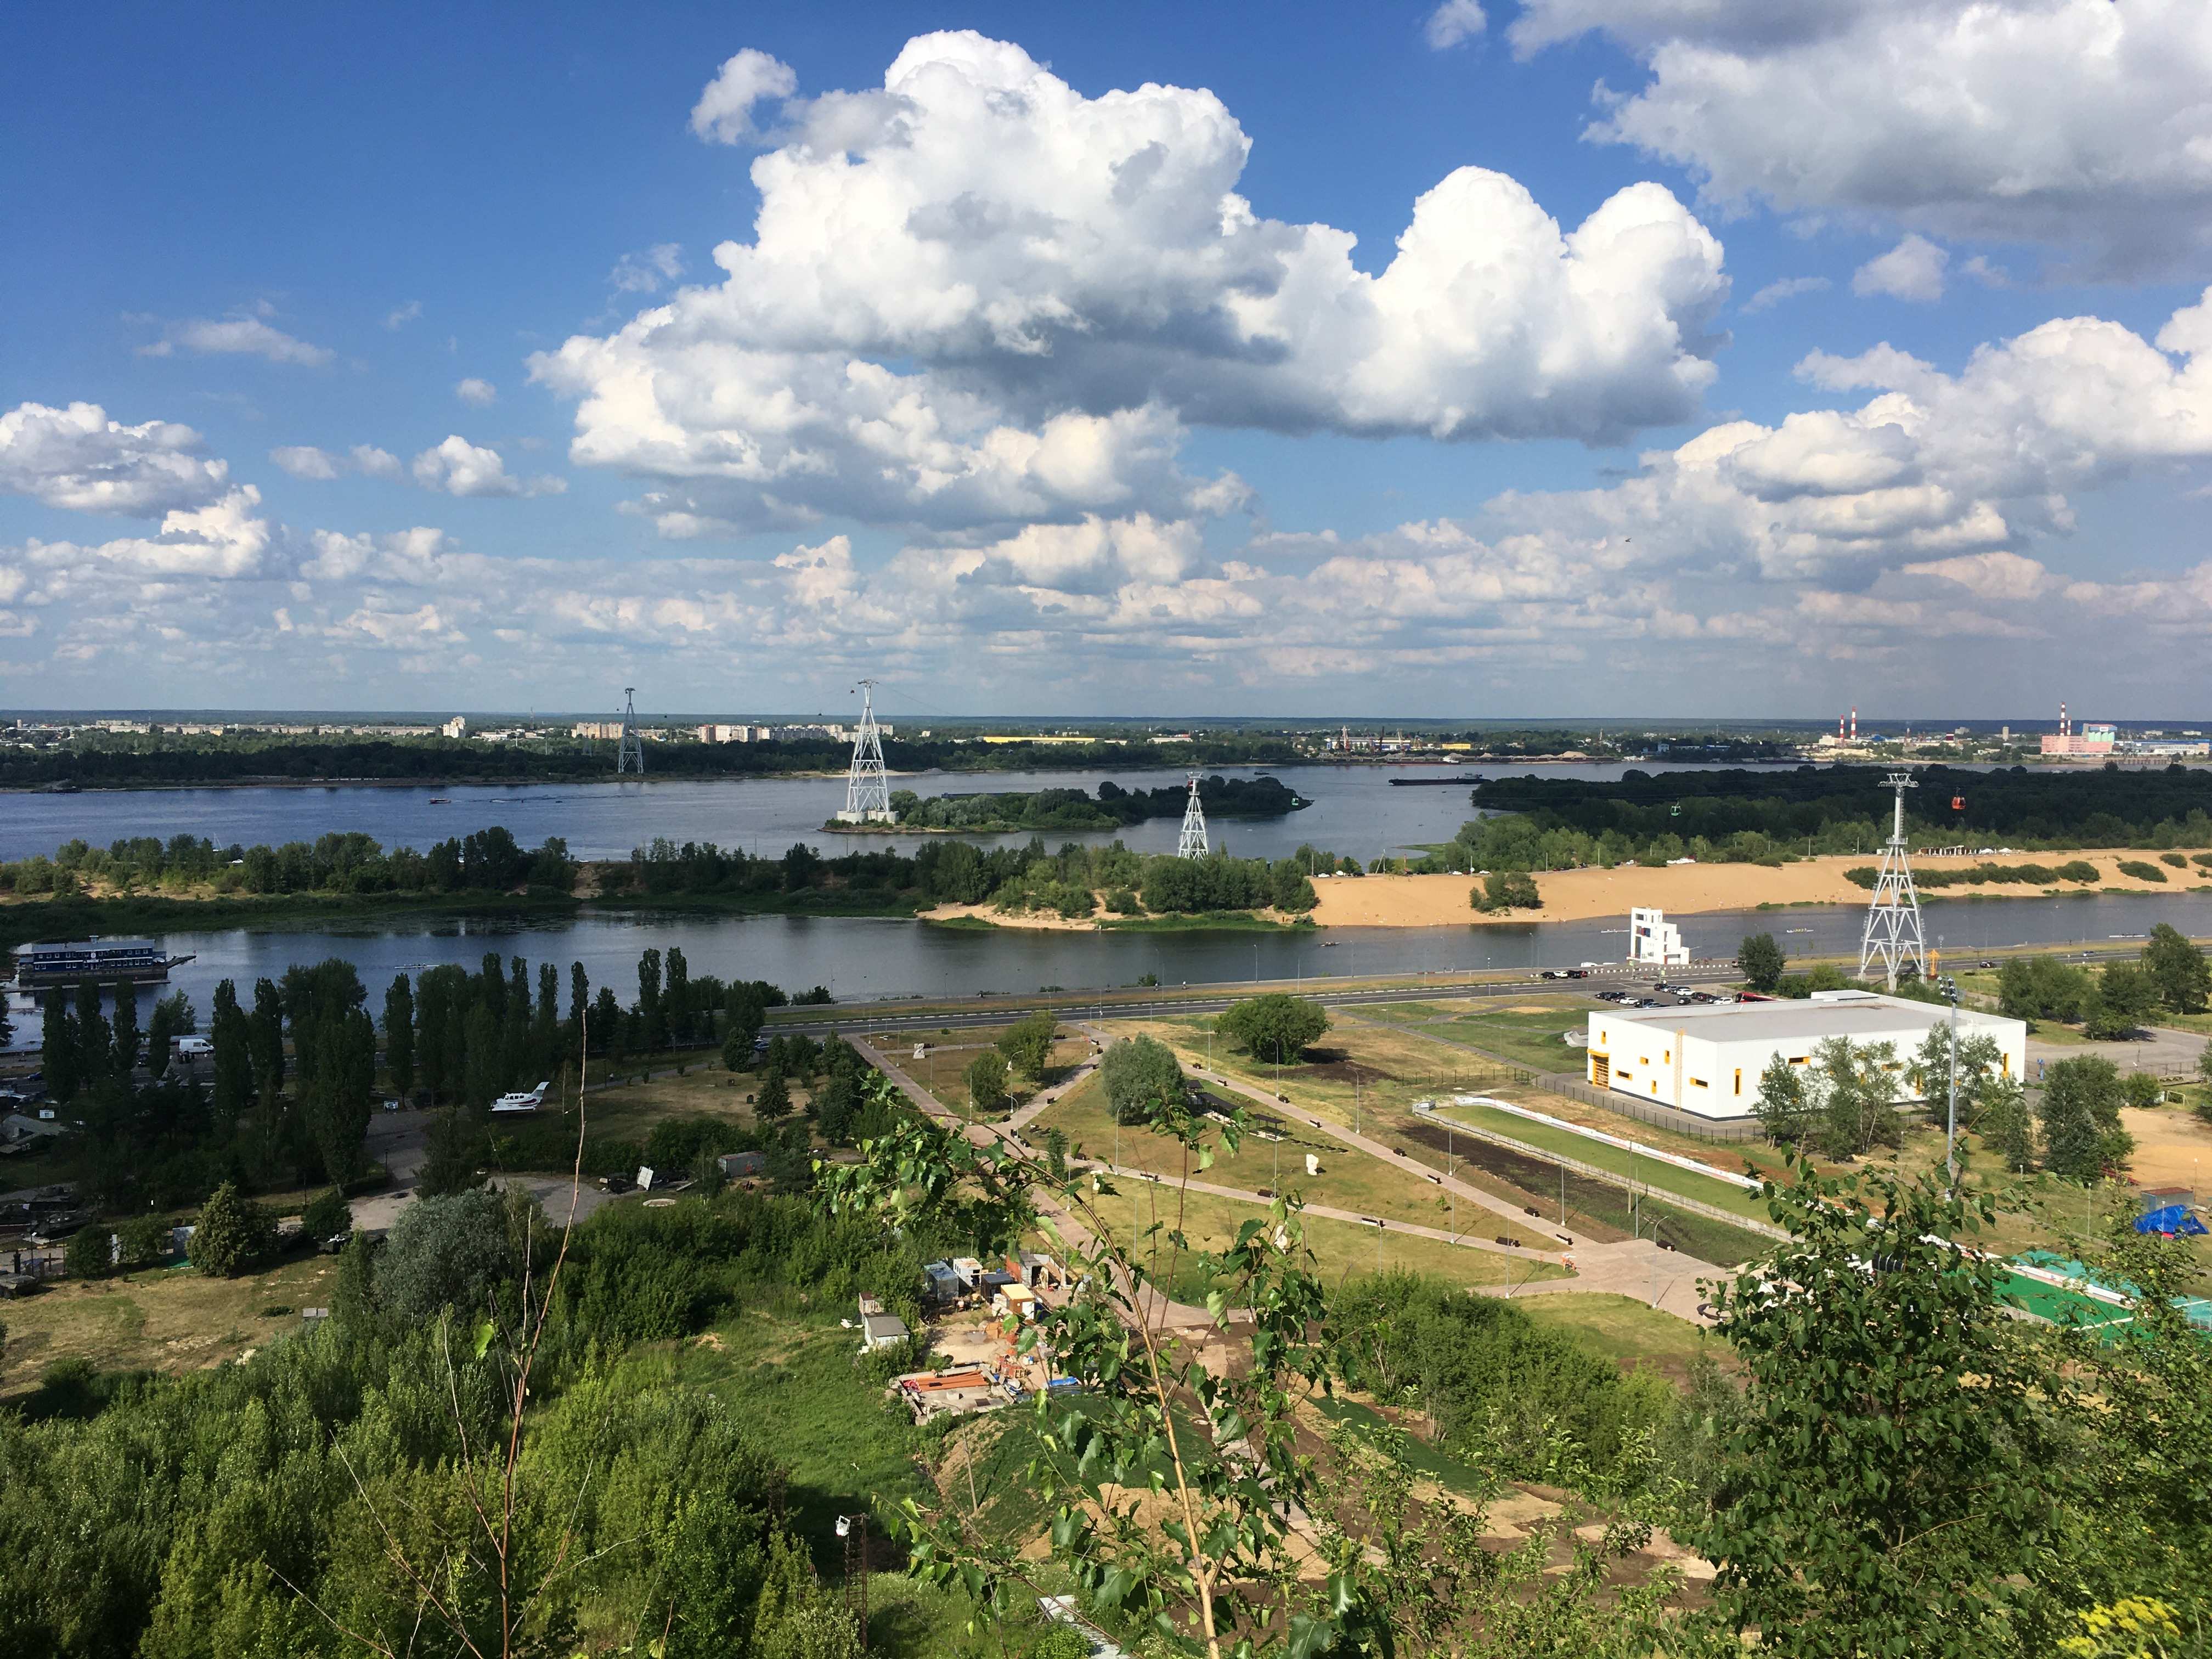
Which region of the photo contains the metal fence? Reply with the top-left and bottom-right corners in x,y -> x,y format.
1534,1072 -> 1767,1143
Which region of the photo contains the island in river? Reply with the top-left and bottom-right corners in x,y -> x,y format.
823,773 -> 1308,834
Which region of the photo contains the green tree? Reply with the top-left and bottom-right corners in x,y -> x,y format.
378,1188 -> 518,1319
1908,1025 -> 2001,1108
1752,1051 -> 1814,1145
1471,870 -> 1542,912
1217,992 -> 1329,1065
1808,1036 -> 1904,1158
383,973 -> 416,1097
75,978 -> 110,1088
754,1069 -> 792,1122
996,1009 -> 1058,1082
40,990 -> 78,1103
210,984 -> 255,1135
1102,1033 -> 1184,1125
1695,1159 -> 2064,1655
111,981 -> 140,1075
189,1181 -> 275,1278
417,1107 -> 486,1197
1973,1073 -> 2038,1172
964,1050 -> 1011,1115
247,977 -> 286,1109
2040,1055 -> 2132,1179
2141,922 -> 2210,1014
1738,932 -> 1786,992
461,1002 -> 501,1111
637,947 -> 667,1053
301,1187 -> 352,1242
2085,961 -> 2159,1039
145,990 -> 187,1079
64,1224 -> 113,1280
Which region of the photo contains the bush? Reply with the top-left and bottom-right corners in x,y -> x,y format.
64,1226 -> 112,1280
301,1187 -> 352,1242
965,1051 -> 1011,1114
2054,860 -> 2100,883
379,1188 -> 518,1319
2160,851 -> 2187,868
190,1181 -> 276,1278
2117,860 -> 2168,883
1471,871 -> 1542,912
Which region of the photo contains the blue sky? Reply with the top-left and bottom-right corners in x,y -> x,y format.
4,1 -> 2210,719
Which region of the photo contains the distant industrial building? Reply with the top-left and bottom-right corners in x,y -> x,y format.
1586,990 -> 2025,1123
573,720 -> 626,740
441,715 -> 467,740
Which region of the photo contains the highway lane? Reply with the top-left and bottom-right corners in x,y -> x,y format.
766,961 -> 1746,1036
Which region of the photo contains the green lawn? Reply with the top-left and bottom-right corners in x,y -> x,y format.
1084,1182 -> 1572,1305
1031,1068 -> 1525,1234
1514,1293 -> 1723,1386
1348,998 -> 1591,1074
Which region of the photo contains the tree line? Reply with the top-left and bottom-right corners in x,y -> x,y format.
880,773 -> 1306,833
1470,762 -> 2212,858
0,824 -> 575,899
0,727 -> 1302,790
617,834 -> 1319,918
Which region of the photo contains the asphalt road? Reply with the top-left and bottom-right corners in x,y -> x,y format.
766,961 -> 1748,1036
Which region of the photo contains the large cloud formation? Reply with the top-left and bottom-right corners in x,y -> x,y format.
532,31 -> 1728,539
1514,0 -> 2212,276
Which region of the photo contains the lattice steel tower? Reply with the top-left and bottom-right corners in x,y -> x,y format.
834,679 -> 894,824
615,687 -> 645,775
1176,775 -> 1210,859
1859,771 -> 1926,991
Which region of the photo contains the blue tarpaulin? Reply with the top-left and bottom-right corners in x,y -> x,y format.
2134,1205 -> 2209,1237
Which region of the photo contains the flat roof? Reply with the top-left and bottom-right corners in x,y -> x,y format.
1598,992 -> 2018,1044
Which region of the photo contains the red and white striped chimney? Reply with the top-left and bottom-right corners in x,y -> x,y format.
2060,701 -> 2068,738
1849,707 -> 1858,741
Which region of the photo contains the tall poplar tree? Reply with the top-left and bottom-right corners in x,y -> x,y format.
383,974 -> 416,1098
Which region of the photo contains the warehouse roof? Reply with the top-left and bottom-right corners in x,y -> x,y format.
1601,991 -> 2018,1044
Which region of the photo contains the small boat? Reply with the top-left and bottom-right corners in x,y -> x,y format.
428,797 -> 452,804
1388,775 -> 1485,786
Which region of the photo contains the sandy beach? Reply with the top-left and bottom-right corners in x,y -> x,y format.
1306,849 -> 2212,929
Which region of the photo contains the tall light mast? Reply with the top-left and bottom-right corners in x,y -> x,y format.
1859,772 -> 1926,990
1176,775 -> 1210,859
615,687 -> 645,776
834,679 -> 894,824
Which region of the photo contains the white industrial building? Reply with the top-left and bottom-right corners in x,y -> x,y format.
1586,990 -> 2027,1122
1628,907 -> 1689,967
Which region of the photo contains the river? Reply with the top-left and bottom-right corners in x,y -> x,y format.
4,760 -> 1752,865
8,761 -> 2194,1009
110,891 -> 2212,1015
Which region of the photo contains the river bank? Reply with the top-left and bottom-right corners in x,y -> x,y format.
1307,849 -> 2212,928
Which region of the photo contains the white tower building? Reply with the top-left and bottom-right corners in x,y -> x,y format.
1859,772 -> 1926,991
834,680 -> 895,824
1176,775 -> 1210,859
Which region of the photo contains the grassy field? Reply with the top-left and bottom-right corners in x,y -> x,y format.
1513,1293 -> 1722,1386
1031,1068 -> 1532,1235
575,1065 -> 804,1137
1085,1182 -> 1572,1306
0,1252 -> 339,1398
1345,997 -> 1592,1074
883,1031 -> 1097,1118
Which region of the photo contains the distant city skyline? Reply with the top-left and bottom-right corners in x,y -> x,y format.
4,4 -> 2210,715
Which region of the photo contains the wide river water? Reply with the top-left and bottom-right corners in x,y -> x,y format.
8,762 -> 2193,1007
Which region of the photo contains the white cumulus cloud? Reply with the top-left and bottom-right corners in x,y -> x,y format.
534,31 -> 1729,540
1425,1 -> 1487,49
610,244 -> 684,293
1513,0 -> 2212,276
1742,275 -> 1829,313
410,435 -> 566,498
455,377 -> 498,406
1,401 -> 230,516
1853,234 -> 1947,302
689,48 -> 796,143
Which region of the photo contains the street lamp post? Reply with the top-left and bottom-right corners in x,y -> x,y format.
1940,973 -> 1961,1188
